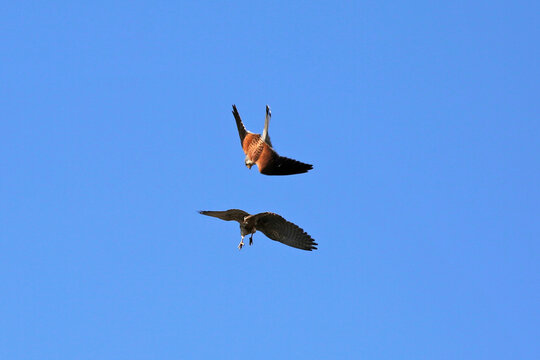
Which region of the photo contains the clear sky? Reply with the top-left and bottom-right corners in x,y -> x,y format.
1,1 -> 538,359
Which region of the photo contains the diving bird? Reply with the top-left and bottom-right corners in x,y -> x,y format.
199,209 -> 318,251
232,105 -> 313,175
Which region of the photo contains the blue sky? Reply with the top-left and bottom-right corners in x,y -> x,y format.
1,1 -> 538,358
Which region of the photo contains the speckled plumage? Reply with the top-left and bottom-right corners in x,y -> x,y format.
232,105 -> 313,175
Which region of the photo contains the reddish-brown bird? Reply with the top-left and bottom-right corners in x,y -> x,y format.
232,105 -> 313,175
199,209 -> 318,251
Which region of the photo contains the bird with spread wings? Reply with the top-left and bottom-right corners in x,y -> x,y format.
199,209 -> 317,251
232,105 -> 313,175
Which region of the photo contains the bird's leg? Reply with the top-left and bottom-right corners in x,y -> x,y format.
249,233 -> 254,246
238,236 -> 245,250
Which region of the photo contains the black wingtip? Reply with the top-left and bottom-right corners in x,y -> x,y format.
261,156 -> 314,176
232,104 -> 248,145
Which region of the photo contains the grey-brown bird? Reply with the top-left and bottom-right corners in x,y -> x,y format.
232,105 -> 313,175
199,209 -> 318,251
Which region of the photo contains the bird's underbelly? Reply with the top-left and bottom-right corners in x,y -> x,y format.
243,135 -> 264,162
240,223 -> 256,236
243,136 -> 275,172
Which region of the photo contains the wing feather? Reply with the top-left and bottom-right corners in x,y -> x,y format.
254,212 -> 318,251
259,151 -> 313,175
199,209 -> 249,223
262,105 -> 273,148
232,105 -> 249,145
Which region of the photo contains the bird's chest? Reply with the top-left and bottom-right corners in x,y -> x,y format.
241,220 -> 257,235
243,136 -> 264,161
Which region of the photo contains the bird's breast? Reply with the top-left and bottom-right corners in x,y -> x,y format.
242,134 -> 264,162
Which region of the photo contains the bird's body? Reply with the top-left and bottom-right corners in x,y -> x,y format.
232,105 -> 313,175
199,209 -> 317,251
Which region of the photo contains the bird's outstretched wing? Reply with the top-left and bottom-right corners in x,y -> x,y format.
232,105 -> 249,146
199,209 -> 249,223
258,151 -> 313,175
262,105 -> 273,148
254,212 -> 318,251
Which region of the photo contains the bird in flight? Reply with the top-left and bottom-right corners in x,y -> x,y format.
199,209 -> 318,251
232,105 -> 313,175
